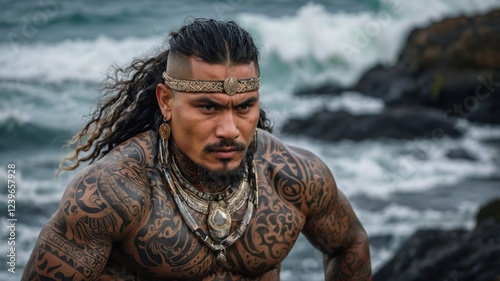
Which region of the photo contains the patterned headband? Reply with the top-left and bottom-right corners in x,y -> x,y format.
162,72 -> 260,96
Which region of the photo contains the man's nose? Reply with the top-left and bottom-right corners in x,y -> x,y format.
215,111 -> 240,140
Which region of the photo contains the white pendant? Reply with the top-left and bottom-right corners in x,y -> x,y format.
208,202 -> 231,241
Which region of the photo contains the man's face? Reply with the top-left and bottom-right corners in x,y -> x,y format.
162,57 -> 260,174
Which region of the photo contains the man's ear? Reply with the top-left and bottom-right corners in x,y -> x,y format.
156,83 -> 173,120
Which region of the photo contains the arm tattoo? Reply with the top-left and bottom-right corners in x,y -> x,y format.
38,226 -> 109,279
258,131 -> 372,280
23,135 -> 151,280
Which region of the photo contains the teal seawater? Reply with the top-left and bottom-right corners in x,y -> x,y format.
1,0 -> 500,280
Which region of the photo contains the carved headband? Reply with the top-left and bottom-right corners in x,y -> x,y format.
162,72 -> 260,96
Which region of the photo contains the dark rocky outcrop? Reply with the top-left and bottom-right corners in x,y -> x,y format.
445,147 -> 478,161
477,198 -> 500,225
289,9 -> 500,141
360,9 -> 500,124
373,198 -> 500,281
282,106 -> 462,141
398,10 -> 500,72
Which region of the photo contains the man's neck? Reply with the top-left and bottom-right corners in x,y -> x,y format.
171,143 -> 205,189
171,142 -> 246,194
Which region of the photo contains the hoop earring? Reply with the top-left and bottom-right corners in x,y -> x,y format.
159,118 -> 171,165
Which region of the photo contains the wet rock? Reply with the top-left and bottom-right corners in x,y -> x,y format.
282,106 -> 462,141
398,10 -> 500,71
476,198 -> 500,225
291,8 -> 500,133
373,198 -> 500,281
446,148 -> 478,161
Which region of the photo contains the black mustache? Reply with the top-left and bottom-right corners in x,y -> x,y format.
204,140 -> 246,153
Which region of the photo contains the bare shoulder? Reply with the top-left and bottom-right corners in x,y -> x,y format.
101,130 -> 157,167
22,131 -> 158,280
61,130 -> 158,239
255,129 -> 337,215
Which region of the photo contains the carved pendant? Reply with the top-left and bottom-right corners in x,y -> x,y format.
224,77 -> 238,96
208,202 -> 231,241
216,250 -> 227,267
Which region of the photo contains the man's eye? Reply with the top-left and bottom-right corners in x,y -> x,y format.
237,104 -> 254,112
201,105 -> 216,111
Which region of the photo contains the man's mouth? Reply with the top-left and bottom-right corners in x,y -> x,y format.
211,146 -> 240,159
205,141 -> 246,160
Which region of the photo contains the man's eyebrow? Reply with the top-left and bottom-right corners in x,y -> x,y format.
191,96 -> 259,107
235,96 -> 259,106
192,96 -> 223,106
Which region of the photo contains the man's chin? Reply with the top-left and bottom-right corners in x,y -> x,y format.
207,157 -> 243,172
198,159 -> 246,188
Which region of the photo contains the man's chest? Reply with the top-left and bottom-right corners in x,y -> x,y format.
111,184 -> 306,280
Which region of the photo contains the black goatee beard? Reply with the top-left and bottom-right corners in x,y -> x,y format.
199,139 -> 247,191
196,158 -> 247,193
171,140 -> 247,193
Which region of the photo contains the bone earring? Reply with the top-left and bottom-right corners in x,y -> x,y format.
159,118 -> 171,165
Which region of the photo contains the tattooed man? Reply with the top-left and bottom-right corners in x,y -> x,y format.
23,19 -> 372,280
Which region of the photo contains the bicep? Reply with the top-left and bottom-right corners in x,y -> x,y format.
23,211 -> 112,280
23,164 -> 139,280
302,180 -> 372,280
302,173 -> 366,255
276,141 -> 371,278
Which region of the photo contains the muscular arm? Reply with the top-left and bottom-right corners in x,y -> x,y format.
257,130 -> 371,280
299,151 -> 372,280
22,158 -> 146,280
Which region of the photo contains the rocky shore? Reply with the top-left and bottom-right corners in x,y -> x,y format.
373,197 -> 500,281
283,9 -> 500,141
279,9 -> 500,280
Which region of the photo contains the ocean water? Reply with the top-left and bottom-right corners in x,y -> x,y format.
1,0 -> 500,280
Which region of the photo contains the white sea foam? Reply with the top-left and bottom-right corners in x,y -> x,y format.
325,91 -> 385,114
239,0 -> 500,88
2,3 -> 499,277
0,107 -> 32,124
0,222 -> 42,280
467,123 -> 500,140
0,35 -> 160,83
2,0 -> 498,88
362,199 -> 478,267
283,125 -> 499,199
19,178 -> 65,205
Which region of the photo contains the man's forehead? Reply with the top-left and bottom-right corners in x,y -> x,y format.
166,53 -> 257,79
189,59 -> 257,80
164,54 -> 260,96
166,52 -> 193,79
